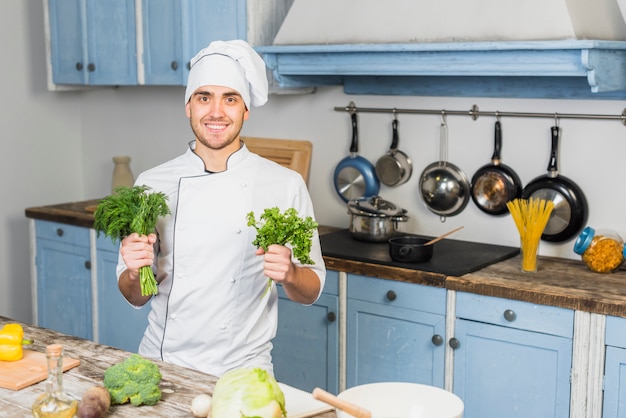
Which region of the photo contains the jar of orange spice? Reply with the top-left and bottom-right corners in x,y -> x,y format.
574,227 -> 626,273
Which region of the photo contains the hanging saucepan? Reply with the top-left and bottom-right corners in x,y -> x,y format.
334,107 -> 380,202
522,125 -> 588,242
375,114 -> 412,187
419,118 -> 470,222
470,120 -> 523,215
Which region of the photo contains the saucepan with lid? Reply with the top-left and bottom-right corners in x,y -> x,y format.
347,196 -> 408,242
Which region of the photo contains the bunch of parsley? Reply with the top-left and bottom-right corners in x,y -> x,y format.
93,185 -> 170,296
247,207 -> 318,295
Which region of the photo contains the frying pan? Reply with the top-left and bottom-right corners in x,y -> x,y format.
419,120 -> 470,222
375,116 -> 412,187
522,125 -> 588,242
471,120 -> 523,215
334,110 -> 380,202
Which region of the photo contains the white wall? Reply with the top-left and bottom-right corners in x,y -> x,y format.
3,1 -> 626,323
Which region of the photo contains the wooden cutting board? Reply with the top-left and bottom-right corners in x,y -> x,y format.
0,350 -> 80,390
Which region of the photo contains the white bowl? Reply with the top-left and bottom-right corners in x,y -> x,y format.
336,382 -> 464,418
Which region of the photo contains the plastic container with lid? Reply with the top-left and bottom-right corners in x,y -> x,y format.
573,226 -> 626,273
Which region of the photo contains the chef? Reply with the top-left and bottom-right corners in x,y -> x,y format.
115,39 -> 326,377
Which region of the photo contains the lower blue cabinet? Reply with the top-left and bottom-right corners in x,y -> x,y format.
95,235 -> 149,352
603,315 -> 626,418
33,220 -> 148,352
454,292 -> 574,418
272,271 -> 339,393
34,220 -> 93,340
346,275 -> 446,389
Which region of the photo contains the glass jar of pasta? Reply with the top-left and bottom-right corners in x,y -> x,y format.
574,226 -> 626,273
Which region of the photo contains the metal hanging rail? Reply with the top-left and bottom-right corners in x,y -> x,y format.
334,102 -> 626,125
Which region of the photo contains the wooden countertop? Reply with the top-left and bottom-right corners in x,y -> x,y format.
0,317 -> 335,418
24,200 -> 626,318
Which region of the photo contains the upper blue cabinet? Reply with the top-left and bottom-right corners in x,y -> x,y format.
45,0 -> 290,87
140,0 -> 246,85
46,0 -> 137,85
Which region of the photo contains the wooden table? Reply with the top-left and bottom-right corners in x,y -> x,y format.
0,317 -> 336,418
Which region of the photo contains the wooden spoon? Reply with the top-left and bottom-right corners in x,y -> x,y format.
424,226 -> 464,246
312,387 -> 372,418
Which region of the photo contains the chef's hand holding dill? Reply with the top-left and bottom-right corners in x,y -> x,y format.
94,185 -> 170,297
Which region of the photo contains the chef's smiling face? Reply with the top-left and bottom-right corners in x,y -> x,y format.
186,85 -> 249,154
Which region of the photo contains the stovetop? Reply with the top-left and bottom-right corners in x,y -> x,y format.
319,229 -> 519,277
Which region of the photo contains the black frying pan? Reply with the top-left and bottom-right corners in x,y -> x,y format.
471,120 -> 523,215
522,126 -> 588,242
333,111 -> 380,202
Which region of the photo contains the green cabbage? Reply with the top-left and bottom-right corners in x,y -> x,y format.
211,368 -> 286,418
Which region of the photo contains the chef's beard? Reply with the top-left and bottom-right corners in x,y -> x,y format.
190,118 -> 243,152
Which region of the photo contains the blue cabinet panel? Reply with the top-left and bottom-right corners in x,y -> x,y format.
48,0 -> 85,84
604,346 -> 626,418
141,0 -> 183,85
87,0 -> 137,85
96,236 -> 149,352
141,0 -> 247,85
454,292 -> 574,418
453,306 -> 573,418
47,0 -> 136,85
35,221 -> 92,339
456,292 -> 574,338
272,270 -> 339,393
346,276 -> 446,389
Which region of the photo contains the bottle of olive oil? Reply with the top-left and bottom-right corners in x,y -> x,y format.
31,344 -> 78,417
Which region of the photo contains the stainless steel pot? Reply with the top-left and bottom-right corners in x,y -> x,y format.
419,120 -> 470,222
348,196 -> 409,242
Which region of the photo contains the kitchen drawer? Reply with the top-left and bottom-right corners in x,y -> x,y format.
456,292 -> 574,338
606,315 -> 626,348
35,220 -> 90,243
348,275 -> 446,315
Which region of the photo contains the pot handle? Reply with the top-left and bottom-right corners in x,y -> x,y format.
547,125 -> 559,177
390,118 -> 399,151
349,112 -> 359,155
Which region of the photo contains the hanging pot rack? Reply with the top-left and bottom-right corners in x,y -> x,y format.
334,102 -> 626,125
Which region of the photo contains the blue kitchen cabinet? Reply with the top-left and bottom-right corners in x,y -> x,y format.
34,220 -> 93,340
32,220 -> 148,351
272,271 -> 339,394
95,235 -> 149,353
453,292 -> 574,418
346,275 -> 446,389
47,0 -> 137,85
140,0 -> 246,85
603,315 -> 626,418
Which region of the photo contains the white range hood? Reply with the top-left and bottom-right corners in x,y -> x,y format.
258,0 -> 626,99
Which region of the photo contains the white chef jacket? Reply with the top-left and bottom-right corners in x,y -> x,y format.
116,141 -> 326,377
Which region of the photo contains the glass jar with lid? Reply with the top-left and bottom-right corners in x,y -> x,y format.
574,226 -> 626,273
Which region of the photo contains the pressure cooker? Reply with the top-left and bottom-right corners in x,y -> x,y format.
347,196 -> 409,242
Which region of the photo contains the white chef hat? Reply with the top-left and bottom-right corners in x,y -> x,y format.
184,39 -> 268,109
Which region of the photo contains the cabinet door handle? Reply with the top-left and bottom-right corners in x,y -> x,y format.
84,261 -> 91,270
326,312 -> 336,323
431,334 -> 443,346
171,61 -> 178,71
75,62 -> 83,71
87,63 -> 95,72
503,309 -> 517,322
56,228 -> 64,237
386,290 -> 397,301
449,337 -> 460,349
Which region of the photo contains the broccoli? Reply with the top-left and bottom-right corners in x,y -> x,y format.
103,354 -> 162,406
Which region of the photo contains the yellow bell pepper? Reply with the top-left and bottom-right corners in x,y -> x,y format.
0,323 -> 33,362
